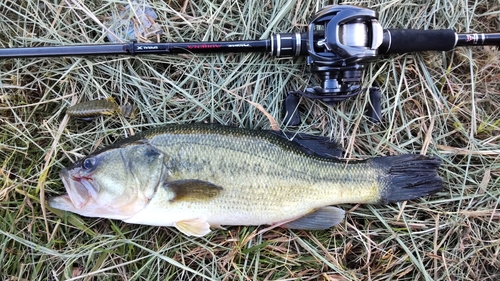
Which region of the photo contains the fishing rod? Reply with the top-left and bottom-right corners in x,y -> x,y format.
1,5 -> 499,125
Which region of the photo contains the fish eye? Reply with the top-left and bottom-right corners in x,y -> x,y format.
82,157 -> 96,170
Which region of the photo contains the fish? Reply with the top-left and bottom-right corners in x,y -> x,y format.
66,97 -> 137,119
48,123 -> 443,237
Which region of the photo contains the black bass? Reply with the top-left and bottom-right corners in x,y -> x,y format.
49,124 -> 442,236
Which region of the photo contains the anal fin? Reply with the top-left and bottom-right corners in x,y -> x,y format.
281,206 -> 345,230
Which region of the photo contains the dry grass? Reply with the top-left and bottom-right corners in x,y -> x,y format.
1,0 -> 499,280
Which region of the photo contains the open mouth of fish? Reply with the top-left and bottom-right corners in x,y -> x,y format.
59,168 -> 97,209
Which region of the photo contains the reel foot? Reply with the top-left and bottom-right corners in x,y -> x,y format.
283,86 -> 382,126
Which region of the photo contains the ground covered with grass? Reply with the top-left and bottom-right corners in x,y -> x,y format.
1,0 -> 499,280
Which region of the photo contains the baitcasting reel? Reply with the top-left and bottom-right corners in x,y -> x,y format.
282,5 -> 384,125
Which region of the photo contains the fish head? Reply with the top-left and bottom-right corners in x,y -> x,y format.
49,142 -> 165,220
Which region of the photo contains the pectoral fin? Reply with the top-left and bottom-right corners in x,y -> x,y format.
174,218 -> 211,237
281,206 -> 345,230
166,179 -> 222,202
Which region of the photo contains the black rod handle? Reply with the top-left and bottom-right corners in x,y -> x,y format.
379,29 -> 457,54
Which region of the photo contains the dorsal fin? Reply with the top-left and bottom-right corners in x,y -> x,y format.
268,130 -> 343,158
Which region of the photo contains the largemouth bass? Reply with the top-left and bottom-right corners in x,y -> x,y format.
49,123 -> 442,236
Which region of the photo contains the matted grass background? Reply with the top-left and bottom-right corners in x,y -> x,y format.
1,0 -> 499,280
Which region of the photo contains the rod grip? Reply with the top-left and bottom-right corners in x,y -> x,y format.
379,29 -> 456,54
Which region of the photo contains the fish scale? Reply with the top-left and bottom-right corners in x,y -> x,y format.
49,123 -> 442,236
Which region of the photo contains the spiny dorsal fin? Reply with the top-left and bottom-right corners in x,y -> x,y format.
166,179 -> 222,202
281,206 -> 345,230
268,130 -> 343,158
174,218 -> 211,237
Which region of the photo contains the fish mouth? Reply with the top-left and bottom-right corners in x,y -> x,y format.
47,193 -> 78,213
59,168 -> 97,209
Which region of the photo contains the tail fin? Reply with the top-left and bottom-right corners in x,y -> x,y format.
371,154 -> 443,204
